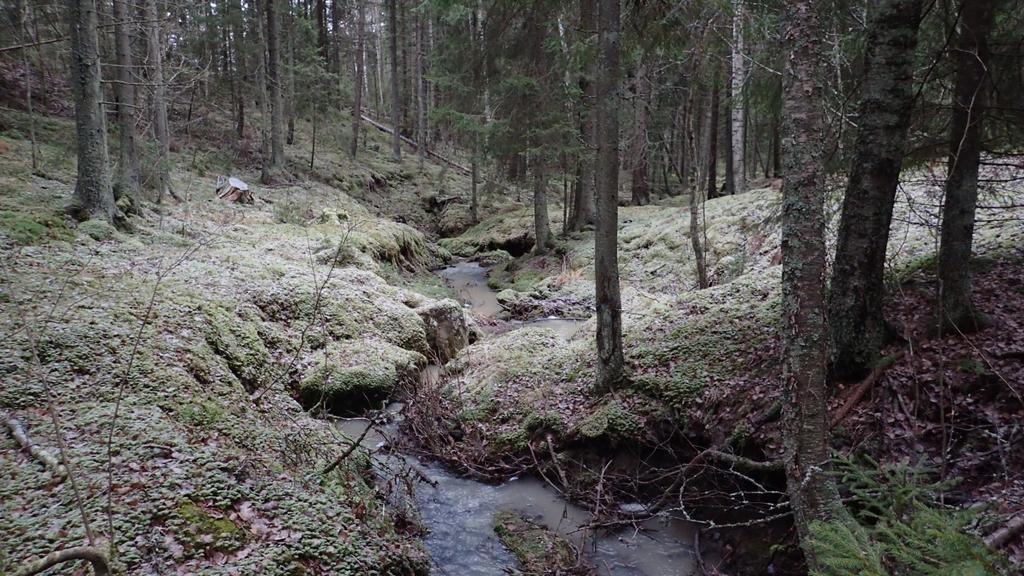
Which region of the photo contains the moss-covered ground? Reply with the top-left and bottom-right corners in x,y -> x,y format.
0,106 -> 481,575
428,166 -> 1024,486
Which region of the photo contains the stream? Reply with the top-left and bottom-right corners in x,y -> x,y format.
337,261 -> 699,575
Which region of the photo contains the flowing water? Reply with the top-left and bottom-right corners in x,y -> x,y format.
437,261 -> 586,340
336,262 -> 699,575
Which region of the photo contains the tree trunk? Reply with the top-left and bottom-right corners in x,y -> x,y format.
630,57 -> 650,206
471,156 -> 479,223
415,6 -> 427,170
254,0 -> 273,184
388,0 -> 402,161
350,0 -> 364,158
829,0 -> 923,379
705,67 -> 720,199
287,29 -> 296,146
533,161 -> 552,254
571,0 -> 597,230
112,0 -> 139,201
730,0 -> 746,194
938,0 -> 997,333
145,0 -> 176,203
68,0 -> 115,222
21,1 -> 38,171
594,0 -> 624,393
779,0 -> 843,565
266,0 -> 285,170
230,0 -> 245,139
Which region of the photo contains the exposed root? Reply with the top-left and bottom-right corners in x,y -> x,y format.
14,545 -> 110,576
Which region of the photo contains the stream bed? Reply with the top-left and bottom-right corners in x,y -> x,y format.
339,261 -> 699,575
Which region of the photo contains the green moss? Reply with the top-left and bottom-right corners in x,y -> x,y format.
202,304 -> 270,391
177,399 -> 228,430
493,510 -> 579,575
298,339 -> 425,413
177,501 -> 246,553
576,399 -> 642,442
79,218 -> 117,241
0,209 -> 73,245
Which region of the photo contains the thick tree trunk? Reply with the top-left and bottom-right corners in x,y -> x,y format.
387,0 -> 402,161
533,162 -> 552,254
594,0 -> 625,393
350,0 -> 364,158
471,156 -> 479,223
230,0 -> 245,138
266,0 -> 285,169
145,0 -> 176,203
730,0 -> 746,194
829,0 -> 923,379
779,0 -> 843,565
705,68 -> 720,199
287,30 -> 296,146
68,0 -> 115,222
571,0 -> 597,231
938,0 -> 997,333
253,0 -> 273,184
630,58 -> 650,206
112,0 -> 139,201
415,7 -> 427,170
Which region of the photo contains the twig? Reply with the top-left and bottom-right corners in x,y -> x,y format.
316,422 -> 374,477
4,415 -> 66,480
14,545 -> 110,576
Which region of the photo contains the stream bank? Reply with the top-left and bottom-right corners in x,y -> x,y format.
340,261 -> 701,575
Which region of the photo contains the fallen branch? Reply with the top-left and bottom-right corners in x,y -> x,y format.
359,113 -> 471,175
316,422 -> 374,478
985,514 -> 1024,549
830,350 -> 905,429
15,546 -> 110,576
5,414 -> 66,480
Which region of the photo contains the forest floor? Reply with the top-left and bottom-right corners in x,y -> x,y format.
417,162 -> 1024,572
2,86 -> 1023,575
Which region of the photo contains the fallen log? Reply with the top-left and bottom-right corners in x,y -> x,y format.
5,414 -> 66,480
358,113 -> 471,175
985,514 -> 1024,549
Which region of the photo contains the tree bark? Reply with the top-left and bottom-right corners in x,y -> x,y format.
112,0 -> 139,201
265,0 -> 286,169
779,0 -> 844,566
594,0 -> 625,393
146,0 -> 176,203
387,0 -> 402,161
350,0 -> 364,158
829,0 -> 923,379
730,0 -> 746,194
571,0 -> 597,230
253,0 -> 273,184
938,0 -> 997,333
68,0 -> 115,221
533,161 -> 552,254
415,5 -> 427,170
705,67 -> 720,199
630,57 -> 650,206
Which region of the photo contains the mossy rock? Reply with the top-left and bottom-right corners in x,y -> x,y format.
298,338 -> 426,414
493,510 -> 581,575
79,218 -> 117,241
202,304 -> 270,392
